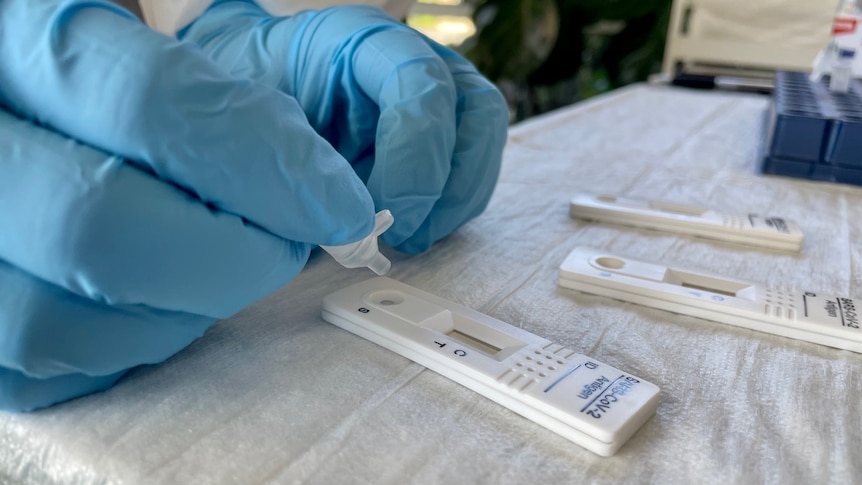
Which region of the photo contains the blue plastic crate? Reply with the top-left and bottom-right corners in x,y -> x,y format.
761,71 -> 862,185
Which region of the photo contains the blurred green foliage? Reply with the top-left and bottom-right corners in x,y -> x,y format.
462,0 -> 672,120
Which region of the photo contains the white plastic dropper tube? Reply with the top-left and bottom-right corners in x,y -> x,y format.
321,210 -> 394,275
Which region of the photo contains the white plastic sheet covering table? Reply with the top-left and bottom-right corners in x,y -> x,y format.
2,84 -> 861,484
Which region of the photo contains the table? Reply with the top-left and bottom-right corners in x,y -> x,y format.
2,84 -> 860,484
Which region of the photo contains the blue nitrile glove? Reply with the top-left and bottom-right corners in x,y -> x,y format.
180,0 -> 509,253
0,0 -> 377,411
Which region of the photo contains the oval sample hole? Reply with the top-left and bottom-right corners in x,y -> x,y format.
366,290 -> 405,306
595,257 -> 626,269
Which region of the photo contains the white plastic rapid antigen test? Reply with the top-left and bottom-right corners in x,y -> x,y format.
569,193 -> 803,252
558,247 -> 862,352
322,277 -> 660,456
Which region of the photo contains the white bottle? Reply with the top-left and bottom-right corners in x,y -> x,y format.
811,0 -> 862,90
831,0 -> 862,92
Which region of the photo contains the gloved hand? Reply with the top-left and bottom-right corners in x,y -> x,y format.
180,0 -> 509,253
0,0 -> 379,411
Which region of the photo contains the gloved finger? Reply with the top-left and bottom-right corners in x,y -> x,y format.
0,366 -> 127,412
0,107 -> 309,319
0,0 -> 374,247
393,41 -> 508,253
293,8 -> 459,248
181,4 -> 458,248
0,256 -> 214,379
179,1 -> 382,171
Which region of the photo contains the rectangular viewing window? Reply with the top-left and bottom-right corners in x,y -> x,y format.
681,282 -> 738,297
664,269 -> 755,300
419,311 -> 527,360
446,329 -> 503,355
649,202 -> 706,216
